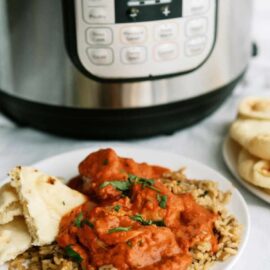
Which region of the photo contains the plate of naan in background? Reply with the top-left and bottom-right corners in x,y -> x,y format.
223,96 -> 270,203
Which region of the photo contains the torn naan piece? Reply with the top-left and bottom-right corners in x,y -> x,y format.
10,167 -> 87,246
0,183 -> 22,225
0,216 -> 31,265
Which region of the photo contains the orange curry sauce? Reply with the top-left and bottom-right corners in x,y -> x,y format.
58,149 -> 218,270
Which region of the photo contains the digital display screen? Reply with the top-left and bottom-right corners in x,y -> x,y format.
115,0 -> 182,23
128,0 -> 172,7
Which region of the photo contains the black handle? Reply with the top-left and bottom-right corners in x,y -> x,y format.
252,42 -> 258,57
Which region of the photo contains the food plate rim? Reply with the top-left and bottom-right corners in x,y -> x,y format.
223,135 -> 270,204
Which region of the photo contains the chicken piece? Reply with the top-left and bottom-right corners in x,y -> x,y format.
175,194 -> 218,252
78,149 -> 170,200
93,227 -> 182,270
89,199 -> 142,246
141,254 -> 192,270
131,180 -> 184,227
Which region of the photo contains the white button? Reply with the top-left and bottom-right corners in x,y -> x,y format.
186,18 -> 208,37
121,27 -> 147,44
183,0 -> 210,16
121,47 -> 147,64
155,43 -> 178,61
85,7 -> 108,23
87,48 -> 113,65
85,0 -> 105,6
185,36 -> 207,56
86,28 -> 112,45
155,23 -> 178,41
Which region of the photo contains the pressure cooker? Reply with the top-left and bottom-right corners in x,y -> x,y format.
0,0 -> 253,139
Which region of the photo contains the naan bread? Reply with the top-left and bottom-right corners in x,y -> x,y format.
0,183 -> 22,225
230,119 -> 270,160
238,96 -> 270,120
0,216 -> 31,265
10,167 -> 87,246
238,149 -> 270,189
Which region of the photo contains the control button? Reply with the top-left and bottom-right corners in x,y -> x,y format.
127,7 -> 140,19
183,0 -> 210,16
121,27 -> 146,44
155,23 -> 178,41
86,28 -> 113,45
155,43 -> 178,61
85,7 -> 108,23
85,0 -> 105,6
185,36 -> 207,56
186,18 -> 208,37
161,5 -> 171,17
121,47 -> 147,64
87,48 -> 113,65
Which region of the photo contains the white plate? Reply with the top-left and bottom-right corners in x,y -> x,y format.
223,136 -> 270,204
1,146 -> 250,270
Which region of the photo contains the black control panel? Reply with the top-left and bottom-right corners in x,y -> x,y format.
115,0 -> 182,23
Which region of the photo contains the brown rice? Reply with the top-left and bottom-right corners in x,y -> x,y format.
9,169 -> 241,270
8,244 -> 81,270
162,169 -> 241,270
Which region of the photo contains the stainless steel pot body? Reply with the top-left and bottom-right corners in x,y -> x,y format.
0,0 -> 253,109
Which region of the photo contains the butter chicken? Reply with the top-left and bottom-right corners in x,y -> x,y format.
58,149 -> 218,270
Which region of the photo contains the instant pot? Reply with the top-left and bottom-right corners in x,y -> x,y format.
0,0 -> 253,139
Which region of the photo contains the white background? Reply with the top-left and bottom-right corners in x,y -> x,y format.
1,0 -> 270,269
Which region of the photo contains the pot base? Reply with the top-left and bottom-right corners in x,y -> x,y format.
0,73 -> 244,140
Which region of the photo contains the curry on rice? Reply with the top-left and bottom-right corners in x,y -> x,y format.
57,149 -> 222,270
8,148 -> 241,270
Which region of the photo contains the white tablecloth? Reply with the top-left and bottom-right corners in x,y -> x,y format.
1,1 -> 270,269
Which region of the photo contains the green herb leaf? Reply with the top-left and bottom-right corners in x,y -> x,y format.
74,212 -> 84,228
127,240 -> 133,248
137,178 -> 155,186
82,219 -> 94,228
151,220 -> 166,227
103,159 -> 109,165
100,175 -> 160,195
128,175 -> 160,192
130,214 -> 152,226
157,194 -> 168,209
130,214 -> 165,227
113,205 -> 121,212
145,185 -> 161,192
128,174 -> 138,182
99,181 -> 131,191
64,245 -> 82,263
108,227 -> 131,234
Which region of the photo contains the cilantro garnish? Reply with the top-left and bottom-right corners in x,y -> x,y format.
108,227 -> 131,234
99,174 -> 160,194
99,181 -> 131,191
157,194 -> 168,209
127,240 -> 133,248
74,213 -> 84,228
128,175 -> 160,192
113,205 -> 121,212
130,214 -> 165,227
64,245 -> 82,263
82,219 -> 94,228
130,214 -> 152,226
152,220 -> 166,227
103,159 -> 109,165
